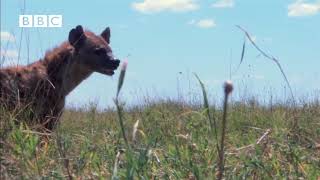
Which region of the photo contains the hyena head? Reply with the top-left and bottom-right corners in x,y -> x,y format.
68,25 -> 120,75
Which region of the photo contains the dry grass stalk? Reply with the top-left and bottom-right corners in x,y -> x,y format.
217,80 -> 233,180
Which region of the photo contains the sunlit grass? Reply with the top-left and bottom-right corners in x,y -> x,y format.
1,93 -> 319,179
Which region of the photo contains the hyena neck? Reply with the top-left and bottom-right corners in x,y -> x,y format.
44,42 -> 92,97
61,54 -> 93,96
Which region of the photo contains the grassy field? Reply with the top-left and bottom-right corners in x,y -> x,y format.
1,93 -> 320,179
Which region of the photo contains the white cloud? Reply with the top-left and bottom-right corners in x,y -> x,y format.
212,0 -> 234,8
189,19 -> 216,28
1,31 -> 15,42
0,49 -> 19,67
288,0 -> 320,17
132,0 -> 199,13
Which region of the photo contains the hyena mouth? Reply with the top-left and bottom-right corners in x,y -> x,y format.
99,59 -> 120,76
104,69 -> 115,75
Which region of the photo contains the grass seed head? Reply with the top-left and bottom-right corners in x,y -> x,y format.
117,60 -> 128,97
224,80 -> 233,95
121,60 -> 128,71
132,119 -> 140,142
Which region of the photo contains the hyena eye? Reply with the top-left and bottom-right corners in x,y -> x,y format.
94,47 -> 107,55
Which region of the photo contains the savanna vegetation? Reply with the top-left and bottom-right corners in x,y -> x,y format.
1,81 -> 319,179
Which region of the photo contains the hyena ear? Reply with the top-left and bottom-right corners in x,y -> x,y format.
68,25 -> 86,49
101,27 -> 110,44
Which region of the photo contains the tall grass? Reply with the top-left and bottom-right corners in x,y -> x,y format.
1,86 -> 320,179
217,81 -> 233,179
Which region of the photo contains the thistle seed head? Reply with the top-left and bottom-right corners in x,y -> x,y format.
224,80 -> 233,95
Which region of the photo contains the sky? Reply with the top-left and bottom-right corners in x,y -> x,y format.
1,0 -> 320,108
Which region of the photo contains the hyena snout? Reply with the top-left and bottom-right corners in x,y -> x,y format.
101,59 -> 120,75
109,59 -> 120,70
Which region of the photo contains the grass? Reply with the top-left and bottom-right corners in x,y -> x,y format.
1,94 -> 319,179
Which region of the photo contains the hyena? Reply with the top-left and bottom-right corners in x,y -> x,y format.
0,25 -> 120,131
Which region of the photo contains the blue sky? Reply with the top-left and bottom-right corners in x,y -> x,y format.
1,0 -> 320,108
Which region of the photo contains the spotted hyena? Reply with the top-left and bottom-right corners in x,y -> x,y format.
0,25 -> 120,131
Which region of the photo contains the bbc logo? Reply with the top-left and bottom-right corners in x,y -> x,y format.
19,15 -> 63,28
